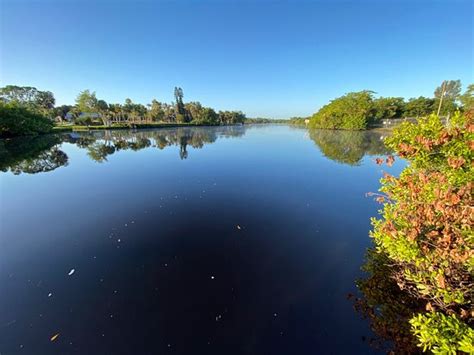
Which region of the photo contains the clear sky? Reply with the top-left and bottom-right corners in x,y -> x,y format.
0,0 -> 472,118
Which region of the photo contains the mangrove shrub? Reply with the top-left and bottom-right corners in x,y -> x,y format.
370,112 -> 473,353
309,91 -> 375,130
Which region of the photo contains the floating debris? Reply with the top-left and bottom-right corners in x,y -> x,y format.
210,276 -> 215,280
68,269 -> 75,276
273,313 -> 278,317
3,320 -> 17,327
50,333 -> 60,342
237,225 -> 242,230
48,293 -> 52,297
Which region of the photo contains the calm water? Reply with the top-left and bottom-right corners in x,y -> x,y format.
0,125 -> 402,354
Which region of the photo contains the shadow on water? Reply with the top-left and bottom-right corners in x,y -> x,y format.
308,129 -> 392,166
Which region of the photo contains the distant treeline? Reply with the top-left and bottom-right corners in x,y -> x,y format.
309,80 -> 473,130
288,117 -> 310,125
0,86 -> 247,137
245,117 -> 291,124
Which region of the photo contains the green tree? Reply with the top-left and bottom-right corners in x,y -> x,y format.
147,99 -> 165,121
0,85 -> 55,116
434,80 -> 461,101
195,107 -> 219,124
75,90 -> 98,114
218,110 -> 246,124
405,97 -> 435,118
35,91 -> 55,112
0,102 -> 53,137
97,99 -> 110,126
372,97 -> 406,120
185,101 -> 203,122
174,87 -> 189,121
309,91 -> 375,130
434,80 -> 461,116
123,98 -> 147,122
459,84 -> 474,111
0,85 -> 41,104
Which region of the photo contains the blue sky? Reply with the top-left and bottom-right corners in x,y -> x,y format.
1,0 -> 472,118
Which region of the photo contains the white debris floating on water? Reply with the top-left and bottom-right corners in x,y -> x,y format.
68,269 -> 75,276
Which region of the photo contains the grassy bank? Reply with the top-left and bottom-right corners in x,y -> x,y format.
52,122 -> 225,133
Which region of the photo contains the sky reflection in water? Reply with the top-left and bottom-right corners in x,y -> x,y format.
0,125 -> 403,354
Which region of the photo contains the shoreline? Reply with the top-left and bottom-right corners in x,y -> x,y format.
52,122 -> 227,133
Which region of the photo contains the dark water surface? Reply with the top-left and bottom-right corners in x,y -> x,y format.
0,125 -> 402,354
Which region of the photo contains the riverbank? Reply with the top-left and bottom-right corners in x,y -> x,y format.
52,122 -> 226,133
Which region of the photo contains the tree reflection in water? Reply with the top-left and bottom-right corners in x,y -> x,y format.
351,250 -> 424,353
1,126 -> 423,353
309,129 -> 391,165
0,134 -> 69,174
70,126 -> 247,162
0,126 -> 247,173
307,130 -> 424,352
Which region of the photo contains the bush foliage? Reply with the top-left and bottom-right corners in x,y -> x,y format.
309,91 -> 375,130
369,112 -> 473,353
0,102 -> 53,137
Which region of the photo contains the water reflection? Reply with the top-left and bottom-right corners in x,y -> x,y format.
309,129 -> 391,165
352,249 -> 423,353
0,135 -> 69,174
67,126 -> 247,162
0,125 -> 397,354
0,125 -> 247,173
1,127 -> 392,175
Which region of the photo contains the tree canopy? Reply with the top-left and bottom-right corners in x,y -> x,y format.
0,102 -> 53,137
308,80 -> 473,130
0,85 -> 55,115
309,91 -> 376,130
